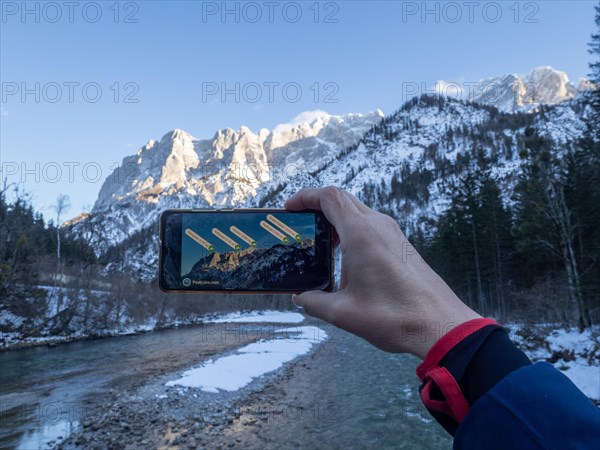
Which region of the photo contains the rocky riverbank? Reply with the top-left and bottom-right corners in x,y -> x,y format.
56,319 -> 452,450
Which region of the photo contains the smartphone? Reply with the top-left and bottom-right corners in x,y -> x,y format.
159,209 -> 334,293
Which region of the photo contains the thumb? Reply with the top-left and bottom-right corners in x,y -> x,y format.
292,290 -> 340,325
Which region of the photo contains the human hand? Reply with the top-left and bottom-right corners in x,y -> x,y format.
285,187 -> 481,359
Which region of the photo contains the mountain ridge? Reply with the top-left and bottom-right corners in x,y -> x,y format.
470,66 -> 590,112
66,67 -> 597,281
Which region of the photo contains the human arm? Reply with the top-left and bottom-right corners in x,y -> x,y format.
285,187 -> 600,448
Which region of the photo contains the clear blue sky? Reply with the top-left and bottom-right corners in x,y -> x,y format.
0,1 -> 597,222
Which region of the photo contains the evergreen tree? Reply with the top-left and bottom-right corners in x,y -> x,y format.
428,156 -> 513,318
0,186 -> 47,319
513,128 -> 592,329
563,12 -> 600,325
0,186 -> 97,331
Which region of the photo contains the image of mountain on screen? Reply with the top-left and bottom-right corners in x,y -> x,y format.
184,239 -> 318,290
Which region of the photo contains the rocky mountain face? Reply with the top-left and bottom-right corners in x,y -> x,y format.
185,240 -> 319,290
67,67 -> 596,281
68,110 -> 383,254
471,66 -> 588,112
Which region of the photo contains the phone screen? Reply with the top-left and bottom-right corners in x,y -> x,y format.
159,209 -> 333,292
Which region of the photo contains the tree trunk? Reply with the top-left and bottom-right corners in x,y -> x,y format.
490,206 -> 506,320
471,218 -> 484,314
548,183 -> 591,330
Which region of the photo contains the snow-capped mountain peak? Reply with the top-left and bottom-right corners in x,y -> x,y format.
82,109 -> 384,254
470,66 -> 588,112
70,67 -> 594,281
524,66 -> 576,103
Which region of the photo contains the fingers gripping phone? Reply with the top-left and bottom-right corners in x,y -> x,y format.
159,209 -> 334,293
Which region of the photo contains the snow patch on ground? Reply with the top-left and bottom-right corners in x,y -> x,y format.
509,325 -> 600,401
0,310 -> 25,329
546,328 -> 597,355
556,360 -> 600,400
166,326 -> 325,392
546,328 -> 600,401
203,310 -> 305,324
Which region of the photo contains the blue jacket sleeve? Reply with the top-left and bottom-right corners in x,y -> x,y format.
454,362 -> 600,450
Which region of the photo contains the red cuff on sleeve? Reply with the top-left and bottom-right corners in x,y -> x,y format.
416,318 -> 499,423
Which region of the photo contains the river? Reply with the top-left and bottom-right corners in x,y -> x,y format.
0,318 -> 452,449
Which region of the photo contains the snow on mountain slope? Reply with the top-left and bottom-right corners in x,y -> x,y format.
259,95 -> 592,236
67,68 -> 595,280
68,110 -> 383,254
94,110 -> 383,213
